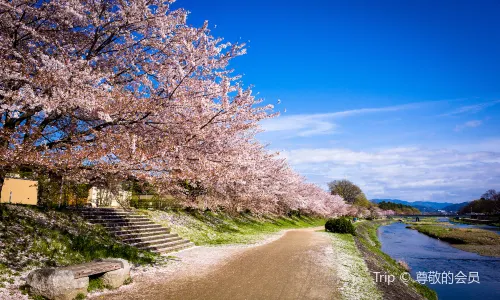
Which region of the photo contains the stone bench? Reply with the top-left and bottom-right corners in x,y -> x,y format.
27,258 -> 130,300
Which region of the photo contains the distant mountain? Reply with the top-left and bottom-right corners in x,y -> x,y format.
442,202 -> 470,213
411,205 -> 439,213
371,199 -> 470,212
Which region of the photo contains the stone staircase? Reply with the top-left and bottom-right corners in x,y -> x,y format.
76,208 -> 194,253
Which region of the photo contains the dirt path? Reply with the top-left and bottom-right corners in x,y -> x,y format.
98,228 -> 339,300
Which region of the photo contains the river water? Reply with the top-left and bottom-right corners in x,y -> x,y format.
378,221 -> 500,300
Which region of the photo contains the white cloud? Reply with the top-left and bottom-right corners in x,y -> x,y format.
450,138 -> 500,152
278,146 -> 500,202
454,120 -> 483,132
441,100 -> 500,116
260,103 -> 417,137
260,115 -> 337,137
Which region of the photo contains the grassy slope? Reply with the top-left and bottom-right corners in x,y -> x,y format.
451,218 -> 500,227
354,220 -> 437,300
409,224 -> 500,257
328,232 -> 382,300
0,205 -> 158,281
139,209 -> 324,245
0,204 -> 163,298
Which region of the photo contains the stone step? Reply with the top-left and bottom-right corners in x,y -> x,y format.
121,233 -> 179,244
74,208 -> 194,253
73,208 -> 128,212
105,223 -> 162,231
86,218 -> 151,224
81,214 -> 145,220
153,242 -> 195,254
109,225 -> 166,236
115,228 -> 172,239
130,236 -> 183,248
81,214 -> 136,219
80,212 -> 135,217
99,221 -> 156,228
141,239 -> 191,251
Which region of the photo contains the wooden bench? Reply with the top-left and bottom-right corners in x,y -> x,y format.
27,258 -> 131,300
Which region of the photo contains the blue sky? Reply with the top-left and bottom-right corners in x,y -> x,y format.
175,0 -> 500,203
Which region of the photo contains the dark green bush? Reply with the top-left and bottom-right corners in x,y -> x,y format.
325,217 -> 356,235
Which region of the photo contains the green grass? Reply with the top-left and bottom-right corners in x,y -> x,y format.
355,221 -> 437,300
451,218 -> 500,227
0,263 -> 15,286
409,224 -> 500,257
409,224 -> 500,245
0,204 -> 158,273
140,209 -> 324,245
87,277 -> 111,292
74,293 -> 86,300
400,216 -> 446,226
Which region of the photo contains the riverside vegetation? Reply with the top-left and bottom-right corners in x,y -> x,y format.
354,220 -> 437,300
324,218 -> 436,300
408,224 -> 500,257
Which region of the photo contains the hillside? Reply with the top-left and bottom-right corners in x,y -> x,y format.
377,201 -> 420,215
442,202 -> 470,213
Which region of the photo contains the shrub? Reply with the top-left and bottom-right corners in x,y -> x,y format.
74,293 -> 86,300
87,277 -> 110,292
325,217 -> 356,235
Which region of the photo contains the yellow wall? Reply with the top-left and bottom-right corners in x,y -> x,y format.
0,178 -> 38,205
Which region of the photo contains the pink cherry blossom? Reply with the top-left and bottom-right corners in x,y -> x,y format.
0,0 -> 347,216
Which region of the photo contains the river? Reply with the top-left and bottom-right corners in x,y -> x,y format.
378,221 -> 500,300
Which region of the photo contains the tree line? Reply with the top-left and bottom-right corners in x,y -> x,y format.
328,179 -> 397,217
376,201 -> 420,215
459,190 -> 500,215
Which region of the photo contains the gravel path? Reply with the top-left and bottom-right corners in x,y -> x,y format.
93,227 -> 340,300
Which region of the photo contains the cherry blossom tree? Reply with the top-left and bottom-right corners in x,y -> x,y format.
0,0 -> 346,216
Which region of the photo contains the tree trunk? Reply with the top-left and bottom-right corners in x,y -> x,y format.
0,173 -> 4,198
0,167 -> 7,200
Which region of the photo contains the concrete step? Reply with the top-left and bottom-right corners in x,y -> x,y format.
86,218 -> 151,225
105,225 -> 165,236
121,233 -> 179,244
81,214 -> 145,220
74,208 -> 194,253
73,208 -> 129,213
105,224 -> 162,231
154,242 -> 195,254
130,236 -> 183,248
99,221 -> 156,228
115,228 -> 172,239
142,239 -> 191,251
80,212 -> 135,217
